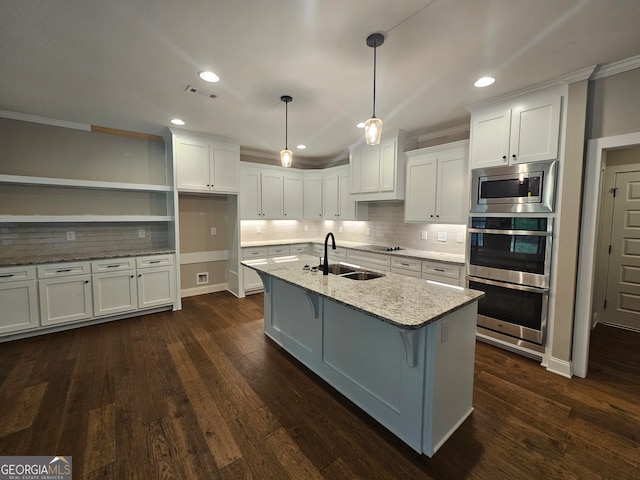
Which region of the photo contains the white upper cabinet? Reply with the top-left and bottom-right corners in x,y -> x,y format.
173,131 -> 240,193
323,165 -> 366,221
469,88 -> 563,169
349,131 -> 418,201
404,140 -> 469,224
303,172 -> 323,219
240,165 -> 283,219
283,173 -> 303,219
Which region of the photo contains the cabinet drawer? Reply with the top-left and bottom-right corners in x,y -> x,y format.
0,265 -> 36,283
37,262 -> 91,278
391,257 -> 421,273
347,251 -> 391,269
136,254 -> 174,269
92,258 -> 136,273
328,248 -> 347,260
391,267 -> 422,278
422,261 -> 461,280
243,247 -> 268,259
290,244 -> 308,254
267,245 -> 290,256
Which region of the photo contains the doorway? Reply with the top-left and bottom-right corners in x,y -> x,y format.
595,150 -> 640,332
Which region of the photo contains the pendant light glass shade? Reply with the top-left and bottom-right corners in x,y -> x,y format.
280,95 -> 293,168
364,117 -> 383,145
280,148 -> 293,168
365,33 -> 385,145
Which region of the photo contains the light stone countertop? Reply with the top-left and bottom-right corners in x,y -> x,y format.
242,254 -> 483,330
241,238 -> 465,266
0,249 -> 176,267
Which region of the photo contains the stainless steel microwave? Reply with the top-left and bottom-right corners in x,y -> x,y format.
470,161 -> 557,213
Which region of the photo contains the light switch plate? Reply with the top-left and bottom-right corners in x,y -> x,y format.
304,225 -> 308,232
66,231 -> 75,241
437,232 -> 447,242
210,227 -> 217,235
421,231 -> 428,240
138,229 -> 146,238
365,227 -> 371,236
256,225 -> 261,233
339,226 -> 343,233
456,232 -> 464,243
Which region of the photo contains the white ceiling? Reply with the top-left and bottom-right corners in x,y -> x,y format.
1,0 -> 639,164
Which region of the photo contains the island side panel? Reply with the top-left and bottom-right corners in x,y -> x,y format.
422,301 -> 477,457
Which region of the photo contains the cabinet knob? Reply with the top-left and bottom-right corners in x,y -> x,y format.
436,215 -> 439,218
130,275 -> 134,278
430,214 -> 434,218
284,213 -> 287,216
512,154 -> 517,159
138,274 -> 142,277
84,280 -> 89,284
502,155 -> 507,161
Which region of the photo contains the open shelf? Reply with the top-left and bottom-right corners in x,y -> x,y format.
0,215 -> 175,223
0,174 -> 172,192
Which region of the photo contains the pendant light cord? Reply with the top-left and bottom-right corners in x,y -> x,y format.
372,45 -> 377,118
285,100 -> 288,149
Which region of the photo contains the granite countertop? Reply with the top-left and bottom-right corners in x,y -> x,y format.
241,238 -> 465,266
0,250 -> 176,267
242,254 -> 483,330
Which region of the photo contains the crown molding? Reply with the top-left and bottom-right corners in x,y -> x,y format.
591,54 -> 640,80
418,124 -> 469,143
0,110 -> 90,131
561,65 -> 597,84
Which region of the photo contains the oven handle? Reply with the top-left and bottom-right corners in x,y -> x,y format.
468,228 -> 551,236
466,276 -> 549,293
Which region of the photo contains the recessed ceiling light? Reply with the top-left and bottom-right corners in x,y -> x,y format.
474,76 -> 495,87
356,122 -> 365,129
297,145 -> 306,150
199,71 -> 220,83
170,118 -> 185,126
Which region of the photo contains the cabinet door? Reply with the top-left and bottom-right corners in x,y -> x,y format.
93,271 -> 137,317
470,108 -> 511,169
339,174 -> 357,220
0,280 -> 39,335
404,156 -> 437,222
436,155 -> 468,223
211,147 -> 239,192
360,146 -> 380,193
510,93 -> 561,164
243,266 -> 264,293
175,137 -> 211,191
379,139 -> 397,192
350,149 -> 362,193
283,175 -> 303,219
39,275 -> 93,326
240,170 -> 262,219
137,267 -> 175,309
260,172 -> 283,219
303,176 -> 323,219
323,174 -> 339,218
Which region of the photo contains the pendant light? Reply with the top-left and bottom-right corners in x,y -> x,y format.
280,95 -> 293,168
365,33 -> 385,145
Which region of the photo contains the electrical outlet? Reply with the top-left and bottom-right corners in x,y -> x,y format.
304,225 -> 308,232
365,227 -> 371,236
210,227 -> 217,235
421,231 -> 428,240
339,226 -> 343,233
441,320 -> 449,343
138,229 -> 146,238
256,225 -> 261,233
456,232 -> 464,243
66,231 -> 75,241
437,232 -> 447,242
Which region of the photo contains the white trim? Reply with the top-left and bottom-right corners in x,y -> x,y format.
591,55 -> 640,80
180,283 -> 227,297
560,65 -> 597,84
418,125 -> 469,143
467,80 -> 565,112
0,215 -> 174,223
546,357 -> 572,378
179,250 -> 229,264
0,110 -> 91,131
0,174 -> 172,192
573,131 -> 640,378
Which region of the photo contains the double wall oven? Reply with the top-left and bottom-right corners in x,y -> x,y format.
467,161 -> 557,353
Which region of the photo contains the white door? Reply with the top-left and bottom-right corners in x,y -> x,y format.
510,92 -> 561,164
211,148 -> 238,193
175,138 -> 211,191
323,174 -> 339,218
260,172 -> 283,218
350,149 -> 362,194
39,275 -> 93,326
604,170 -> 640,331
404,156 -> 436,222
240,170 -> 261,219
137,267 -> 175,309
360,146 -> 380,193
436,155 -> 468,224
93,271 -> 137,317
339,174 -> 356,220
0,280 -> 39,334
283,175 -> 303,218
303,176 -> 323,219
379,139 -> 397,192
470,108 -> 511,169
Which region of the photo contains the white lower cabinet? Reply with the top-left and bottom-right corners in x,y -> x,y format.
136,255 -> 176,309
92,258 -> 137,317
0,266 -> 39,335
422,261 -> 462,287
38,262 -> 93,326
390,257 -> 422,278
346,250 -> 391,272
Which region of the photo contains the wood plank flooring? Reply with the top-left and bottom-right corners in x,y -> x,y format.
0,292 -> 639,479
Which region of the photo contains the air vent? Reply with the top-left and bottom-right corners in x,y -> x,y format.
185,85 -> 217,99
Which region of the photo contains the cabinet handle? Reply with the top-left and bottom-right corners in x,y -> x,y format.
138,274 -> 142,277
512,154 -> 517,159
400,263 -> 410,267
106,264 -> 120,268
502,155 -> 507,161
56,269 -> 72,273
434,268 -> 445,272
0,274 -> 14,278
130,275 -> 135,278
149,260 -> 161,264
436,215 -> 439,218
430,214 -> 434,218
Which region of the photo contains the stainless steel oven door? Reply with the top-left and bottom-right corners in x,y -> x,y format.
468,276 -> 548,345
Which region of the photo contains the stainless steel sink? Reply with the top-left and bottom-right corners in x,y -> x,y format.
341,271 -> 386,281
323,264 -> 358,275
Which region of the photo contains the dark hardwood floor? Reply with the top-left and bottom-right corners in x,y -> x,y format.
0,292 -> 639,479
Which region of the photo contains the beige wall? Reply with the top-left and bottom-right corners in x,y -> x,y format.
180,261 -> 228,290
588,68 -> 640,140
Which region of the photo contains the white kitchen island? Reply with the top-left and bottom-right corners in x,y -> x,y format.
242,254 -> 483,457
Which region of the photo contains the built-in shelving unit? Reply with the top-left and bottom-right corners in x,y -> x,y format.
0,174 -> 173,192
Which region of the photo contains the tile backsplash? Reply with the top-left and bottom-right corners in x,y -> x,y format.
241,201 -> 466,255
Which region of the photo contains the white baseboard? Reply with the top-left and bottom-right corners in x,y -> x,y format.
180,283 -> 228,298
546,356 -> 572,378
